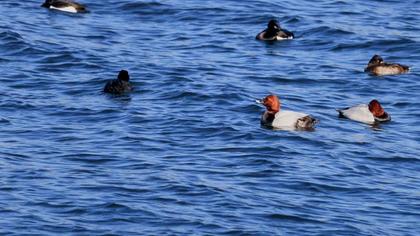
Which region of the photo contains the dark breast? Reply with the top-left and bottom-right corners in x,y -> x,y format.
263,29 -> 278,39
261,112 -> 276,126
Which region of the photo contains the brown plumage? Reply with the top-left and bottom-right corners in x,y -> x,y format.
364,55 -> 409,76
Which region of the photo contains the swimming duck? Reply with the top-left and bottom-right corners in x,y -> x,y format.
256,20 -> 294,41
257,94 -> 317,130
337,99 -> 391,124
364,55 -> 409,76
104,70 -> 132,94
41,0 -> 88,13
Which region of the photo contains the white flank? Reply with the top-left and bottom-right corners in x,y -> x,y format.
275,35 -> 293,40
50,6 -> 78,13
275,36 -> 288,40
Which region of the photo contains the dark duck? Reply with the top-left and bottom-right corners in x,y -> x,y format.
103,70 -> 132,95
256,20 -> 294,41
41,0 -> 88,13
364,55 -> 409,76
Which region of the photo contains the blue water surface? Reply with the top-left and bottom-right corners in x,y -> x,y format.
0,0 -> 419,235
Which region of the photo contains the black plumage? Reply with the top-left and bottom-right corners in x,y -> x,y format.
103,70 -> 132,95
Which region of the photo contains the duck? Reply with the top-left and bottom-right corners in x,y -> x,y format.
337,99 -> 391,124
41,0 -> 88,13
364,55 -> 409,76
103,70 -> 132,94
257,94 -> 317,130
256,20 -> 294,41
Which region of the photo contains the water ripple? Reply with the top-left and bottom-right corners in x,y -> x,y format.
0,0 -> 419,235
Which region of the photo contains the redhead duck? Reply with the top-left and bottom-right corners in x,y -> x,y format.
41,0 -> 87,13
257,94 -> 317,130
364,55 -> 409,76
337,99 -> 391,124
256,20 -> 294,41
104,70 -> 132,94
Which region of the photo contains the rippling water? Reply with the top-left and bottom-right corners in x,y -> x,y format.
1,0 -> 419,235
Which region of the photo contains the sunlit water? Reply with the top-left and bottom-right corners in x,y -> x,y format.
0,0 -> 419,235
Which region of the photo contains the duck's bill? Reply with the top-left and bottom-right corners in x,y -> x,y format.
255,99 -> 263,104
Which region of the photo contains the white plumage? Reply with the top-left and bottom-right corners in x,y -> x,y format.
338,104 -> 375,124
50,6 -> 78,13
267,110 -> 310,128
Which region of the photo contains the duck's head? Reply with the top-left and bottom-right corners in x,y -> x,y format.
118,70 -> 130,82
267,20 -> 280,30
369,99 -> 385,117
257,94 -> 280,114
368,55 -> 384,67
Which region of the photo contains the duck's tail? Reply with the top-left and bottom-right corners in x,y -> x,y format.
336,109 -> 346,118
296,116 -> 318,129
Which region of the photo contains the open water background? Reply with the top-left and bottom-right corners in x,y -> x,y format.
0,0 -> 419,235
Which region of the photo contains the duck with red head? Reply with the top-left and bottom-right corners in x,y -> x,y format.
256,20 -> 294,41
41,0 -> 88,13
337,99 -> 391,124
257,94 -> 317,130
364,54 -> 409,76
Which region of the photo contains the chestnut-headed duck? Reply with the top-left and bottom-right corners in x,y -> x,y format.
104,70 -> 132,94
364,55 -> 409,76
256,20 -> 294,41
41,0 -> 88,13
257,94 -> 317,130
337,99 -> 391,124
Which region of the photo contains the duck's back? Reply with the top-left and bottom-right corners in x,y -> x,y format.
46,0 -> 87,13
338,104 -> 375,124
366,63 -> 409,76
275,29 -> 294,40
257,29 -> 293,41
104,79 -> 131,94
